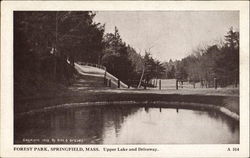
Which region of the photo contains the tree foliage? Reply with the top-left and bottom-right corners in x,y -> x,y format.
101,27 -> 135,83
14,11 -> 104,97
143,52 -> 165,83
163,27 -> 239,87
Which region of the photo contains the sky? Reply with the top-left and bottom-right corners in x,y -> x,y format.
94,11 -> 239,62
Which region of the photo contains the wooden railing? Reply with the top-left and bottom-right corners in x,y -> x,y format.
104,71 -> 128,88
76,61 -> 128,88
77,62 -> 106,70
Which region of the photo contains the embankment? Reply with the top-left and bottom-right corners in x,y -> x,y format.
15,91 -> 239,120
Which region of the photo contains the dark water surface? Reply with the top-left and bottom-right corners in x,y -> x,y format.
15,104 -> 239,144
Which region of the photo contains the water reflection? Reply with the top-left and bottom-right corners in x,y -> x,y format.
15,105 -> 239,144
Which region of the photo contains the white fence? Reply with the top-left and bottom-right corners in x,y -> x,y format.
77,62 -> 106,70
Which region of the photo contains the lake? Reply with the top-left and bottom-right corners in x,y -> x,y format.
15,104 -> 239,144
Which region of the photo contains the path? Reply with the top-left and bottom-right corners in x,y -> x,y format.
73,63 -> 128,90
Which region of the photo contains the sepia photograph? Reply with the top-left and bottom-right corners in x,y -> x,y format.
14,10 -> 239,144
1,1 -> 249,157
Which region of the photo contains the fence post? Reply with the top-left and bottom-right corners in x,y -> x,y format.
144,81 -> 146,89
214,77 -> 217,89
109,79 -> 111,87
118,79 -> 120,88
159,79 -> 161,90
176,79 -> 178,90
104,70 -> 107,85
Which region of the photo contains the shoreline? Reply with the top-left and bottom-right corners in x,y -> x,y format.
16,100 -> 239,121
15,91 -> 239,121
15,87 -> 239,101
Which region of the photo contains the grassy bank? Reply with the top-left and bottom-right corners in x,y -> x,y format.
15,89 -> 239,115
14,71 -> 239,115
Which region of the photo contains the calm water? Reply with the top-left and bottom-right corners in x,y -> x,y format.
15,105 -> 239,144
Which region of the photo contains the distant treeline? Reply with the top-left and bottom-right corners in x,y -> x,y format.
163,28 -> 239,87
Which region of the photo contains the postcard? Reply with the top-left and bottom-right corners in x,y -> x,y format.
1,1 -> 249,157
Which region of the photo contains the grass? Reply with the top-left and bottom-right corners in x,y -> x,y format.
14,75 -> 239,115
14,89 -> 239,115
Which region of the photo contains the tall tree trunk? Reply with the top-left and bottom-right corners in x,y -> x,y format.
54,12 -> 58,81
138,66 -> 145,88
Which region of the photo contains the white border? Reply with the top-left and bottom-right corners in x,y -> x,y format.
1,1 -> 249,157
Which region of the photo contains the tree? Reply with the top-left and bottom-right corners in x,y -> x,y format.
141,52 -> 165,85
54,11 -> 105,65
225,27 -> 239,49
14,11 -> 105,97
167,65 -> 176,79
175,61 -> 187,81
101,27 -> 135,84
215,28 -> 239,87
172,27 -> 239,88
142,52 -> 155,83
